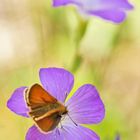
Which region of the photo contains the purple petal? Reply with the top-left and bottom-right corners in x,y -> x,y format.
53,0 -> 72,6
26,126 -> 64,140
26,126 -> 52,140
26,123 -> 99,140
61,122 -> 99,140
88,10 -> 126,23
7,87 -> 29,117
115,134 -> 121,140
66,84 -> 105,124
53,0 -> 133,23
39,67 -> 74,103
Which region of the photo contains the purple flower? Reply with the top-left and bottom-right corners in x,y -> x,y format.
7,67 -> 105,140
53,0 -> 133,23
115,134 -> 120,140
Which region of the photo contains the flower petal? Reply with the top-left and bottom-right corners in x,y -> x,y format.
39,67 -> 74,102
53,0 -> 133,10
7,87 -> 29,117
26,126 -> 52,140
53,0 -> 133,23
88,10 -> 126,23
53,0 -> 72,6
26,126 -> 65,140
26,123 -> 99,140
66,84 -> 105,124
115,134 -> 120,140
61,122 -> 99,140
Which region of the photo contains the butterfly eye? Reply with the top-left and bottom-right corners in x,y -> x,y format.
56,114 -> 61,119
62,110 -> 68,115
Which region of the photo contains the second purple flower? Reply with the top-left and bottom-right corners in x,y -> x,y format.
53,0 -> 134,23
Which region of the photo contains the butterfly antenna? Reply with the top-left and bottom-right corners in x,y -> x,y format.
67,113 -> 78,126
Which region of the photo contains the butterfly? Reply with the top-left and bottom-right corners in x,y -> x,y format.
25,84 -> 68,133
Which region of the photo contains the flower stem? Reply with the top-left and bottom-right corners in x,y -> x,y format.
70,19 -> 89,73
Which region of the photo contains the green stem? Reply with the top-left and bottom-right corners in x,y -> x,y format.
70,19 -> 89,73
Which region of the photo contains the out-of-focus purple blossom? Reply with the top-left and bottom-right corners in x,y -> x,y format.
7,67 -> 105,140
115,133 -> 120,140
53,0 -> 134,23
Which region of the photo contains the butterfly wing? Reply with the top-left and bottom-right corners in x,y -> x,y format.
35,112 -> 61,132
25,83 -> 57,107
25,84 -> 63,132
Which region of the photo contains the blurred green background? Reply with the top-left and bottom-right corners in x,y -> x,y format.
0,0 -> 139,139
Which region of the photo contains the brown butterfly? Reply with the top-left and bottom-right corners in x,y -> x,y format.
25,84 -> 68,133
